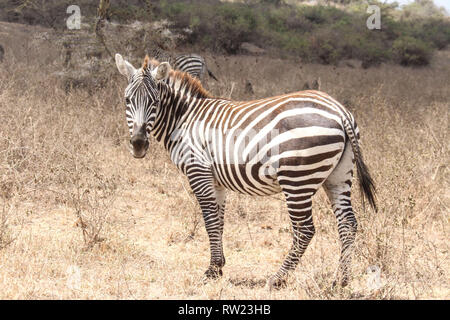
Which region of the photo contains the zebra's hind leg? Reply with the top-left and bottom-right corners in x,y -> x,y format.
269,188 -> 316,289
323,141 -> 357,287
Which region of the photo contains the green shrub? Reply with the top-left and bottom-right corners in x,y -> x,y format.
278,32 -> 310,57
308,29 -> 343,65
214,5 -> 258,53
411,19 -> 450,50
302,5 -> 344,25
391,36 -> 432,66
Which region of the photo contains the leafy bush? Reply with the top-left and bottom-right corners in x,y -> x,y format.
391,36 -> 432,66
308,28 -> 342,64
411,19 -> 450,50
214,4 -> 258,53
153,1 -> 446,67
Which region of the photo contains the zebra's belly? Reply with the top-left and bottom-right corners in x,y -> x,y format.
210,137 -> 344,196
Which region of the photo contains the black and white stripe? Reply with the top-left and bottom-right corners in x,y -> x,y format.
173,53 -> 218,81
149,47 -> 218,81
115,54 -> 376,288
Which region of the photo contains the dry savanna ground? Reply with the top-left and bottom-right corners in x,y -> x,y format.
0,22 -> 448,299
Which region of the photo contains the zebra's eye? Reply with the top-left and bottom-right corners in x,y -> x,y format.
125,97 -> 131,105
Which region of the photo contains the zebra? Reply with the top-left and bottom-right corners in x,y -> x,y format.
148,48 -> 218,82
115,53 -> 377,289
173,53 -> 218,82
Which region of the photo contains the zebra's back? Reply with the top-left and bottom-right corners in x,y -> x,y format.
174,54 -> 207,80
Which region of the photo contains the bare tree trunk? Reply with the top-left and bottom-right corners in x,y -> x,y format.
94,0 -> 113,60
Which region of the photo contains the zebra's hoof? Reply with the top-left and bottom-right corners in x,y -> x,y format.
203,266 -> 223,282
267,276 -> 287,290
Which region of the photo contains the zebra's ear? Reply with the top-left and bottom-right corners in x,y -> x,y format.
115,54 -> 136,80
151,62 -> 171,81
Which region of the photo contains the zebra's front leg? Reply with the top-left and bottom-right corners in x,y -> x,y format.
187,169 -> 226,280
202,185 -> 227,280
269,191 -> 315,289
215,185 -> 227,269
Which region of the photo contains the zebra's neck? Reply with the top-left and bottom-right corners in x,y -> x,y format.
150,72 -> 213,152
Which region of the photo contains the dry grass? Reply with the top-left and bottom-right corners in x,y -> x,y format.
0,22 -> 448,299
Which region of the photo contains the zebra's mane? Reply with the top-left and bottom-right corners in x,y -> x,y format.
143,56 -> 211,100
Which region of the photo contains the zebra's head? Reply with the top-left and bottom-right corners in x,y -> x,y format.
115,54 -> 171,158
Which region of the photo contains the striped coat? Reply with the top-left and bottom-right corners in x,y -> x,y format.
173,54 -> 218,81
148,48 -> 218,81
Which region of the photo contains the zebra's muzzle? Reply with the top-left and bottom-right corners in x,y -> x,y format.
130,124 -> 149,158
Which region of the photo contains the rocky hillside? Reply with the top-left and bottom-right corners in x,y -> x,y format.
0,18 -> 187,94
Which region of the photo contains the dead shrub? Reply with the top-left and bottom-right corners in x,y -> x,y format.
0,200 -> 24,250
63,157 -> 118,250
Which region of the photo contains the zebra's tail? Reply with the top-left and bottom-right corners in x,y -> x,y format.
208,69 -> 219,81
342,116 -> 378,212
